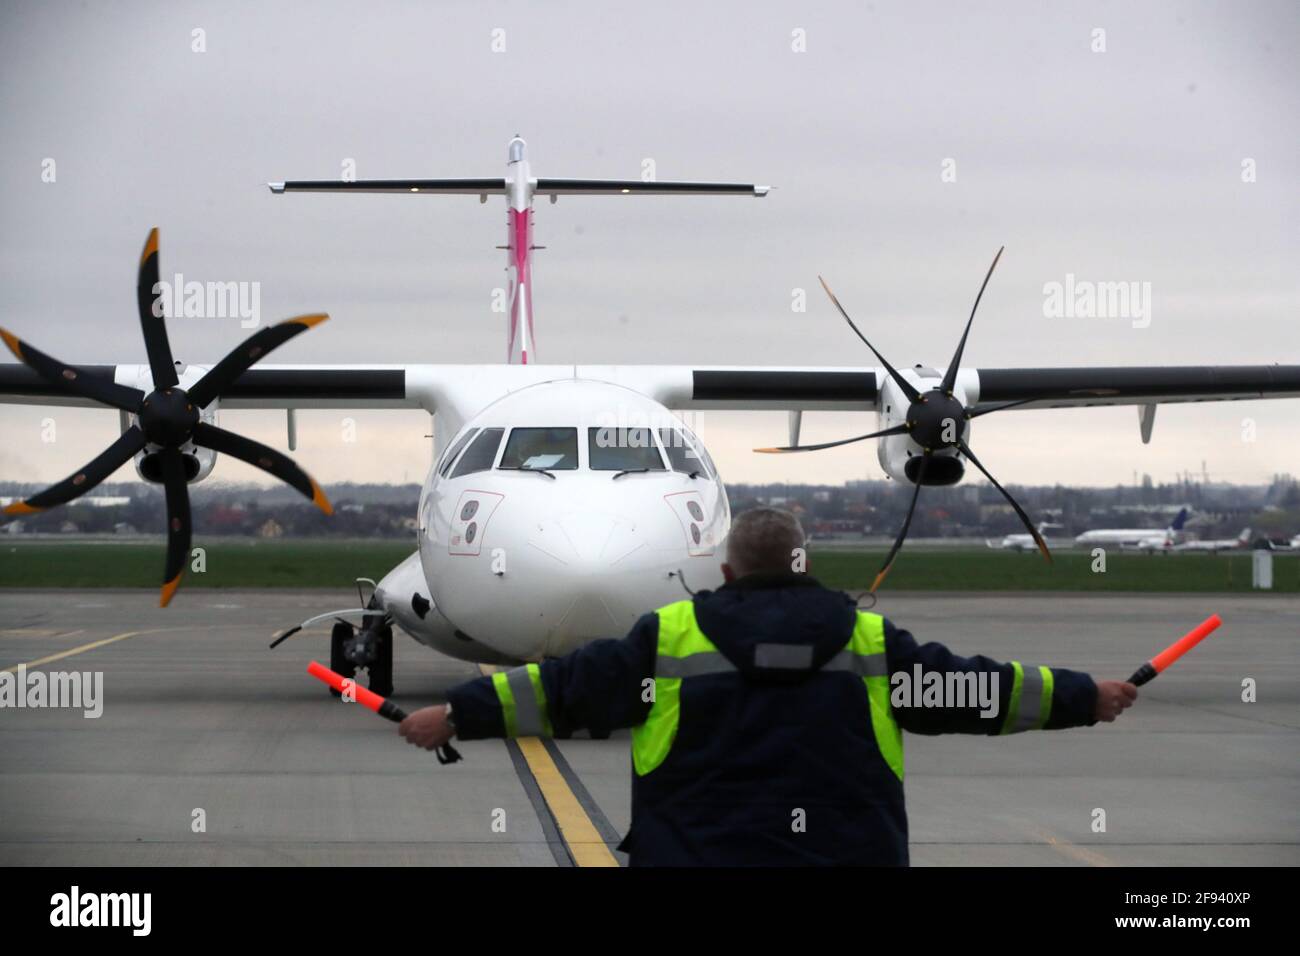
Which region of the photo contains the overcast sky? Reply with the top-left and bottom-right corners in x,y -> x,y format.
1,0 -> 1296,491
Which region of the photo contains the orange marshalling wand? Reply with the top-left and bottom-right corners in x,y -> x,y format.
308,660 -> 408,722
1127,614 -> 1223,686
306,661 -> 462,764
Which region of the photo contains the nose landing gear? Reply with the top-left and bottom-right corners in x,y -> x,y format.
329,611 -> 394,699
270,577 -> 395,698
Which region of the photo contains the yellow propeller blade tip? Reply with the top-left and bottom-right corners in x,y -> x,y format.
311,479 -> 334,516
159,573 -> 183,608
0,328 -> 22,360
141,228 -> 159,265
869,567 -> 891,594
4,501 -> 41,516
293,313 -> 329,328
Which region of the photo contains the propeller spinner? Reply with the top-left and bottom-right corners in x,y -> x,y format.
1,228 -> 333,606
756,247 -> 1051,591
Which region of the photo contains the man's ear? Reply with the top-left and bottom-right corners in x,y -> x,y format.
721,563 -> 737,583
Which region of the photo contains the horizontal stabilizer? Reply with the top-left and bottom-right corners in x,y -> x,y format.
268,179 -> 508,195
535,178 -> 769,196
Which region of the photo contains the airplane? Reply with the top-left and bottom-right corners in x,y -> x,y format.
3,135 -> 1300,695
1172,527 -> 1252,554
1074,507 -> 1189,550
1118,508 -> 1193,553
986,522 -> 1065,552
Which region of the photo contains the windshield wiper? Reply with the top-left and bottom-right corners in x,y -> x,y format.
502,466 -> 557,480
612,468 -> 650,480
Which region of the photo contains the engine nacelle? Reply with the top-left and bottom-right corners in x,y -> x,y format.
120,364 -> 220,485
876,369 -> 969,486
877,434 -> 965,486
130,397 -> 220,485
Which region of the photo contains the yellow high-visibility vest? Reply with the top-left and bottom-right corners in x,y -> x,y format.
631,600 -> 904,781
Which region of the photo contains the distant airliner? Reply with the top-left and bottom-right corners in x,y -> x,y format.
1075,508 -> 1189,550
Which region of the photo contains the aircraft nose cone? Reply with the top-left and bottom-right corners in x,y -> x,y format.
529,510 -> 645,570
528,511 -> 648,653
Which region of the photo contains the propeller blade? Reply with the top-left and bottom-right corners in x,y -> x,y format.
818,276 -> 920,403
186,314 -> 328,409
755,423 -> 909,454
191,422 -> 332,514
3,426 -> 147,516
871,452 -> 930,593
136,228 -> 179,390
0,328 -> 144,412
957,438 -> 1051,562
965,397 -> 1039,419
939,246 -> 1004,397
158,447 -> 192,607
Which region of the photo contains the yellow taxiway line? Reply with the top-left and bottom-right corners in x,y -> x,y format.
479,663 -> 619,867
2,628 -> 167,673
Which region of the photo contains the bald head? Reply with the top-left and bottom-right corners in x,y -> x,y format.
723,507 -> 807,580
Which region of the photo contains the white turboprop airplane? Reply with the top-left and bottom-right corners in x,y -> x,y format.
3,136 -> 1300,694
1074,507 -> 1190,550
986,522 -> 1065,552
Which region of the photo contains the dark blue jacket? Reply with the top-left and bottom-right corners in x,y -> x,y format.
446,573 -> 1099,866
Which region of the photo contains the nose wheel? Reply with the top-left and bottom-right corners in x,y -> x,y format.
328,613 -> 394,699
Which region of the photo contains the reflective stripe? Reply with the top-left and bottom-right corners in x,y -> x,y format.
1001,662 -> 1054,734
492,671 -> 518,738
823,648 -> 888,678
1000,661 -> 1023,735
655,652 -> 735,678
1012,663 -> 1043,733
853,612 -> 904,781
1037,666 -> 1054,729
754,643 -> 814,670
501,663 -> 552,737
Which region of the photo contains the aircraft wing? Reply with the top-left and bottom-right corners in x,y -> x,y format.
0,364 -> 418,410
3,362 -> 1297,413
966,365 -> 1300,410
587,364 -> 1300,411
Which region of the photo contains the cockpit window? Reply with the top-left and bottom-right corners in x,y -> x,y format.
589,427 -> 665,471
658,427 -> 710,477
450,427 -> 505,478
500,428 -> 579,470
438,427 -> 480,477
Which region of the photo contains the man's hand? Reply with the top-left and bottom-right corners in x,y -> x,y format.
399,705 -> 455,751
1094,680 -> 1138,722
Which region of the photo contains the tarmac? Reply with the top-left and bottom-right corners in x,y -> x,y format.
0,589 -> 1296,866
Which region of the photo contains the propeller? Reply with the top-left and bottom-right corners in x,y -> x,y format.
756,247 -> 1051,590
1,228 -> 333,606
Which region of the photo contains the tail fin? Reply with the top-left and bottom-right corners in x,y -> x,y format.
1238,528 -> 1251,543
1170,507 -> 1189,531
270,135 -> 768,365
